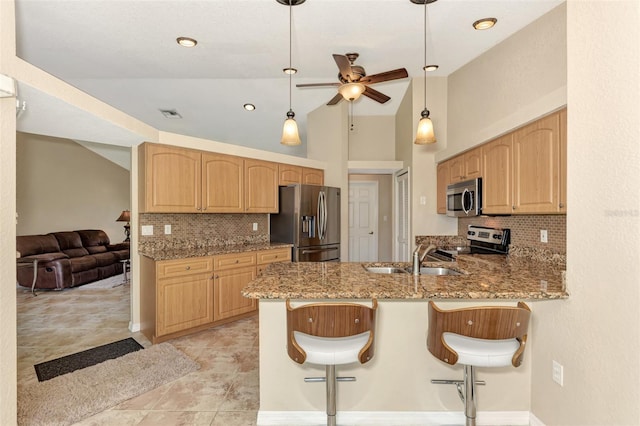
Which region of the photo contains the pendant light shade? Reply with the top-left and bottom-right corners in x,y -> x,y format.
414,108 -> 436,144
279,0 -> 305,146
281,110 -> 301,145
414,0 -> 437,145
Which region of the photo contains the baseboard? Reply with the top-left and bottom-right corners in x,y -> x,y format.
129,321 -> 141,333
529,412 -> 546,426
257,410 -> 531,425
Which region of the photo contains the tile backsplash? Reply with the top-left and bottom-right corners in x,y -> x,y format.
459,215 -> 566,254
139,213 -> 269,250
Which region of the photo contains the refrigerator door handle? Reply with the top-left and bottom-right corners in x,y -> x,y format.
317,191 -> 326,240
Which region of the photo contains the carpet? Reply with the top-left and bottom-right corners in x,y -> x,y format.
18,343 -> 200,426
34,338 -> 144,381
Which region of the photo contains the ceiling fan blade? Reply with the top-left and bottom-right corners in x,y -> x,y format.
296,82 -> 341,88
363,86 -> 390,104
359,68 -> 409,85
327,93 -> 343,106
333,54 -> 354,81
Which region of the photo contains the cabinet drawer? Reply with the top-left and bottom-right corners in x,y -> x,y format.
157,257 -> 213,278
213,252 -> 256,271
257,248 -> 291,265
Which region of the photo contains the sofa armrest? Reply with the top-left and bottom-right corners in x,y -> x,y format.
107,243 -> 130,251
18,253 -> 69,262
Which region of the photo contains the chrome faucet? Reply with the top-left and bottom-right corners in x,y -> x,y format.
412,244 -> 437,276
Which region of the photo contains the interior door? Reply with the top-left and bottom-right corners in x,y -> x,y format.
348,181 -> 378,262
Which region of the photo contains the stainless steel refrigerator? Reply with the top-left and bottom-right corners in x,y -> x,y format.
270,184 -> 341,262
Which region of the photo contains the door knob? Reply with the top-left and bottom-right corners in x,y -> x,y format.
368,231 -> 374,235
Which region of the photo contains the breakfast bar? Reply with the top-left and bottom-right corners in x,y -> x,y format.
243,254 -> 567,425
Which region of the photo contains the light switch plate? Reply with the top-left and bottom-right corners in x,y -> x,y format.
540,230 -> 548,243
252,223 -> 258,231
164,224 -> 171,235
141,225 -> 153,236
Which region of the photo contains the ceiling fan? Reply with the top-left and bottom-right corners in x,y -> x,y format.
296,53 -> 409,105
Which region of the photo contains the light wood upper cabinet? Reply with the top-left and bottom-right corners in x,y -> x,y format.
302,168 -> 324,185
139,143 -> 202,213
448,147 -> 483,183
245,159 -> 279,213
513,112 -> 561,213
202,153 -> 244,213
436,161 -> 450,214
278,164 -> 324,186
559,109 -> 567,213
482,134 -> 514,214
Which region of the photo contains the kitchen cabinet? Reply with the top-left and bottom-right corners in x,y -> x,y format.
278,164 -> 324,186
559,109 -> 567,213
448,147 -> 482,183
256,247 -> 292,275
155,257 -> 214,337
482,134 -> 514,214
213,252 -> 257,321
482,109 -> 565,215
436,161 -> 450,214
245,159 -> 279,213
202,153 -> 244,213
139,143 -> 202,213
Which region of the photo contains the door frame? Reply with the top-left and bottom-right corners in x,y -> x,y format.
393,167 -> 411,262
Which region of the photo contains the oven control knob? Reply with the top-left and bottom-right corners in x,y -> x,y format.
468,231 -> 475,236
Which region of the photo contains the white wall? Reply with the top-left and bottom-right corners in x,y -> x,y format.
530,1 -> 640,424
443,3 -> 567,162
348,115 -> 395,161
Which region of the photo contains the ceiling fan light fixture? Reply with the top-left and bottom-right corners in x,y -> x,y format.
414,108 -> 437,144
176,37 -> 197,47
338,82 -> 366,101
473,18 -> 497,30
281,110 -> 301,146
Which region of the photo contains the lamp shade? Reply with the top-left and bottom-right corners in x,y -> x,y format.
338,82 -> 366,101
414,109 -> 437,145
116,210 -> 131,222
281,110 -> 302,146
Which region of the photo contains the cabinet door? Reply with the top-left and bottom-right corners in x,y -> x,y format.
302,168 -> 324,186
213,266 -> 257,320
436,161 -> 450,214
482,134 -> 514,214
256,247 -> 291,275
464,147 -> 483,180
140,143 -> 201,213
278,164 -> 302,185
245,159 -> 279,213
202,153 -> 244,213
448,156 -> 465,183
559,109 -> 567,213
513,112 -> 560,213
157,272 -> 213,336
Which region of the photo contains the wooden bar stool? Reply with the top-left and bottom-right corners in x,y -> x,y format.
286,299 -> 377,426
427,301 -> 531,426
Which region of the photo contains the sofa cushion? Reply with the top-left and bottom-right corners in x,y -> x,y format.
77,230 -> 111,252
53,231 -> 89,258
68,256 -> 97,273
16,234 -> 61,257
92,252 -> 118,267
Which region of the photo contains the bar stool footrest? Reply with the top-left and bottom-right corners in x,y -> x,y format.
304,376 -> 356,383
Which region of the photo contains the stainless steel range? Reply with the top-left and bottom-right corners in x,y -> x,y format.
467,225 -> 511,255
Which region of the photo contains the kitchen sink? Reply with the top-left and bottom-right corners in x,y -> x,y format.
404,267 -> 463,276
364,266 -> 408,274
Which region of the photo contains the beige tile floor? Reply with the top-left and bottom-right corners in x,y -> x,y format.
17,282 -> 259,426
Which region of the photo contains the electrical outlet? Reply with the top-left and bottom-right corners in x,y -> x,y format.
419,196 -> 427,205
252,223 -> 258,231
164,224 -> 171,235
141,225 -> 153,236
552,360 -> 564,386
540,229 -> 548,243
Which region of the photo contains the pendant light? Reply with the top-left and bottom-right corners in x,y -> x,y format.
279,0 -> 305,146
414,0 -> 437,145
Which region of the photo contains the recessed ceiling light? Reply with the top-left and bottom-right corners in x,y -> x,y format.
473,18 -> 497,30
159,109 -> 182,119
243,103 -> 256,111
176,37 -> 197,47
424,65 -> 439,72
283,67 -> 297,75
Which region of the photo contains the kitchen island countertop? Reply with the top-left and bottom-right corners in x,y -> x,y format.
242,254 -> 568,300
139,242 -> 292,261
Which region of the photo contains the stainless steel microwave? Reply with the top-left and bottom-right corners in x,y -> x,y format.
446,178 -> 482,217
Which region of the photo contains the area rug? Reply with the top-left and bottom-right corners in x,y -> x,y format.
34,338 -> 144,381
18,343 -> 200,426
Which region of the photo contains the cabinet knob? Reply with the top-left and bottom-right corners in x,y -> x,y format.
203,207 -> 207,211
196,207 -> 201,211
235,260 -> 239,263
559,202 -> 565,208
185,266 -> 191,270
512,206 -> 516,210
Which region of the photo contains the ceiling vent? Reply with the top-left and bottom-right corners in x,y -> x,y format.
160,109 -> 182,119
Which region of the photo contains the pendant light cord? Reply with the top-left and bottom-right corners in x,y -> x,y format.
423,0 -> 427,111
288,1 -> 293,111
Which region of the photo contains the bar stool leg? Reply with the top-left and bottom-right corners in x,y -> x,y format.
326,365 -> 337,426
464,365 -> 477,426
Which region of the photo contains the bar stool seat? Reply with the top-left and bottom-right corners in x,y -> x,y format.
427,301 -> 531,426
286,299 -> 377,426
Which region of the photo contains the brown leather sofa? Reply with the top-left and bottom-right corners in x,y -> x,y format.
16,230 -> 130,290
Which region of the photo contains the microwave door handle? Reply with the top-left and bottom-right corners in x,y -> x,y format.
462,188 -> 471,215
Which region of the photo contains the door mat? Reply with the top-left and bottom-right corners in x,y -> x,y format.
34,337 -> 144,381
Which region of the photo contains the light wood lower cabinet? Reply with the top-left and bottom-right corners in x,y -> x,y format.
213,266 -> 257,321
256,247 -> 292,275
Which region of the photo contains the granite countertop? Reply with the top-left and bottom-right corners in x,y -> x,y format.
242,254 -> 568,300
139,242 -> 292,261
